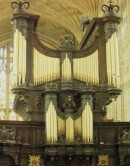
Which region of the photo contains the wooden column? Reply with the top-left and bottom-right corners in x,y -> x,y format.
26,16 -> 39,85
98,25 -> 108,85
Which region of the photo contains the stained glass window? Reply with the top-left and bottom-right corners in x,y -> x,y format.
0,46 -> 7,119
0,45 -> 23,121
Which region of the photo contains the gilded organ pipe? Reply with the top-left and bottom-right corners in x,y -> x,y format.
62,54 -> 72,80
114,33 -> 120,87
74,117 -> 82,135
33,48 -> 60,85
57,116 -> 65,134
82,102 -> 93,143
46,101 -> 57,143
18,31 -> 22,85
73,50 -> 99,85
66,116 -> 74,142
22,33 -> 26,84
106,39 -> 111,84
13,29 -> 26,85
13,29 -> 17,85
106,32 -> 120,87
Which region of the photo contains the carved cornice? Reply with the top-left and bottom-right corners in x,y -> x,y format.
103,16 -> 121,41
93,86 -> 121,117
32,15 -> 120,58
58,132 -> 83,144
11,13 -> 40,33
33,29 -> 99,58
73,37 -> 98,58
33,33 -> 60,58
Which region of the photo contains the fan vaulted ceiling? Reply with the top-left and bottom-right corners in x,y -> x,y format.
0,0 -> 121,49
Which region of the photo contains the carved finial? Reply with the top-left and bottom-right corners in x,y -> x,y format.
80,14 -> 89,32
101,0 -> 120,16
60,35 -> 74,50
11,1 -> 30,13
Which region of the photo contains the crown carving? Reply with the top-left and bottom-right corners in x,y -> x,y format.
11,1 -> 30,13
101,0 -> 120,16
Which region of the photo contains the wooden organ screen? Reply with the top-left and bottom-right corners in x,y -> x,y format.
11,9 -> 121,144
13,34 -> 120,88
12,17 -> 120,88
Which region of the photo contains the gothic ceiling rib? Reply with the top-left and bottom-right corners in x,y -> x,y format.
0,0 -> 121,48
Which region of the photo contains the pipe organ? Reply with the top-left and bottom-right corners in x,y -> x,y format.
13,29 -> 26,85
11,1 -> 122,164
46,101 -> 57,143
33,48 -> 60,85
82,102 -> 93,143
106,32 -> 120,87
73,50 -> 99,85
12,24 -> 120,89
66,116 -> 74,142
62,53 -> 72,81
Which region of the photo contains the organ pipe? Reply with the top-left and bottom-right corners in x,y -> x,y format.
73,50 -> 99,85
82,102 -> 93,143
33,48 -> 60,85
74,117 -> 82,135
57,116 -> 65,134
106,32 -> 120,87
46,101 -> 57,143
66,116 -> 74,142
62,54 -> 72,80
13,29 -> 26,85
106,32 -> 121,121
107,95 -> 122,121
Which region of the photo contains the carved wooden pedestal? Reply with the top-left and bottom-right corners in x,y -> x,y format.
41,144 -> 94,166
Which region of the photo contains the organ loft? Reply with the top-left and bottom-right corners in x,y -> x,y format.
0,0 -> 130,166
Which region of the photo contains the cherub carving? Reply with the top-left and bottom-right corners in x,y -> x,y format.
63,95 -> 76,108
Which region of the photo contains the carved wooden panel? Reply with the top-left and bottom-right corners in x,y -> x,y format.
0,155 -> 15,166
